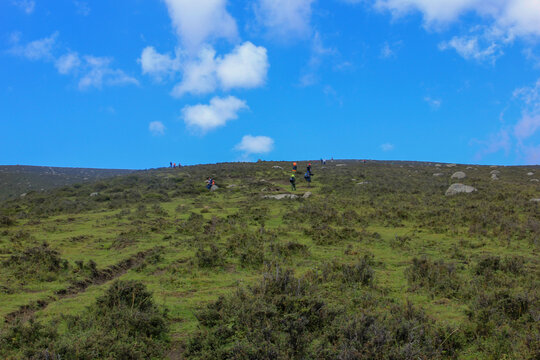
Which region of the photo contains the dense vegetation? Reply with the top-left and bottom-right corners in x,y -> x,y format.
0,160 -> 538,359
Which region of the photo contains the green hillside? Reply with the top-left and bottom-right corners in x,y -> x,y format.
0,160 -> 538,359
0,165 -> 135,201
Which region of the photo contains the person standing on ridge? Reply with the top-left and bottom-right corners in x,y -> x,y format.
304,171 -> 312,187
292,162 -> 297,172
290,173 -> 296,191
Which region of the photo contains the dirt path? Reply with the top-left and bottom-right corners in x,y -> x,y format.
4,246 -> 162,324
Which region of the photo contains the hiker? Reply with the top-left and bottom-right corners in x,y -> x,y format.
170,162 -> 173,168
292,162 -> 297,172
307,163 -> 313,176
290,173 -> 296,191
320,158 -> 323,165
304,171 -> 311,187
206,177 -> 213,190
323,159 -> 326,165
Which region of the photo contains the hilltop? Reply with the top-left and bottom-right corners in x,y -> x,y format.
0,160 -> 538,359
0,165 -> 135,201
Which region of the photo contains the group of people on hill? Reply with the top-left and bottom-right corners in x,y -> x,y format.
169,162 -> 181,168
204,161 -> 321,191
290,162 -> 314,190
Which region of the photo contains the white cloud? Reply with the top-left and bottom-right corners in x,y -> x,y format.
235,135 -> 274,154
149,121 -> 166,136
55,52 -> 81,74
170,42 -> 269,97
514,114 -> 540,140
9,32 -> 58,61
374,0 -> 540,39
255,0 -> 314,39
163,0 -> 238,52
12,0 -> 35,14
380,40 -> 403,59
171,46 -> 218,97
513,78 -> 540,111
439,35 -> 502,62
217,42 -> 269,89
472,129 -> 511,160
79,56 -> 139,90
182,96 -> 248,133
139,46 -> 180,81
424,96 -> 442,109
380,143 -> 395,151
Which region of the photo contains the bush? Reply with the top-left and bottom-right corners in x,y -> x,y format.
405,257 -> 461,297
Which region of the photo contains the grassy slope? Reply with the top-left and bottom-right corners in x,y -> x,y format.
0,160 -> 538,359
0,165 -> 135,200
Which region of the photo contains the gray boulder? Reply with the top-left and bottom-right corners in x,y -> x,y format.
90,192 -> 99,197
303,192 -> 312,199
445,183 -> 477,196
272,166 -> 283,169
336,164 -> 346,167
527,172 -> 534,176
356,181 -> 369,185
531,179 -> 539,183
210,185 -> 219,191
490,170 -> 500,175
226,184 -> 238,188
433,173 -> 444,177
451,171 -> 466,179
531,199 -> 540,202
264,194 -> 298,200
491,173 -> 499,180
446,164 -> 457,168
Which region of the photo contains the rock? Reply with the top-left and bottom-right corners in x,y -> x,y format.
491,174 -> 499,180
445,183 -> 477,196
272,166 -> 283,169
90,192 -> 99,197
226,184 -> 238,188
446,164 -> 457,168
435,164 -> 442,167
20,193 -> 27,198
466,166 -> 473,170
303,192 -> 312,198
490,165 -> 497,168
531,179 -> 539,182
336,164 -> 346,167
264,194 -> 298,200
433,173 -> 444,177
351,179 -> 357,181
531,198 -> 540,202
527,172 -> 534,176
356,181 -> 369,185
210,185 -> 219,191
490,170 -> 500,175
451,171 -> 466,179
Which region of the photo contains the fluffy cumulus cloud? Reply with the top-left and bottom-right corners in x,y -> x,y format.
235,135 -> 274,154
374,0 -> 540,37
170,42 -> 269,97
163,0 -> 238,52
371,0 -> 540,63
182,96 -> 248,133
139,46 -> 180,81
254,0 -> 314,39
149,121 -> 166,136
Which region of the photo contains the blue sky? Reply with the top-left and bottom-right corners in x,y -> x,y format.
1,0 -> 539,169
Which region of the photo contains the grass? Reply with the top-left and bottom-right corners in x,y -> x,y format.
0,160 -> 538,359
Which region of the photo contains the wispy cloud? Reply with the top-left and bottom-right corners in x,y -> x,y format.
439,35 -> 502,63
9,33 -> 138,91
12,0 -> 35,14
424,96 -> 442,109
380,143 -> 395,151
254,0 -> 314,41
149,121 -> 166,136
74,1 -> 90,16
